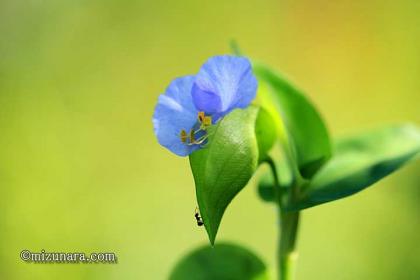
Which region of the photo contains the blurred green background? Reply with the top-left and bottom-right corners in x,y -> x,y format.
1,0 -> 419,279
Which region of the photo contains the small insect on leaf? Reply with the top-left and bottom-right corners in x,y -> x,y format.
194,207 -> 204,227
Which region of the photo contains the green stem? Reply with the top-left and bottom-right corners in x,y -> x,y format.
279,211 -> 299,280
265,158 -> 300,280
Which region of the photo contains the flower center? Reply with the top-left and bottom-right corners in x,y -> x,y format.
180,112 -> 212,145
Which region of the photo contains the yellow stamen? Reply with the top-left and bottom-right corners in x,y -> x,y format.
198,111 -> 205,123
203,116 -> 212,127
180,129 -> 187,143
189,130 -> 195,143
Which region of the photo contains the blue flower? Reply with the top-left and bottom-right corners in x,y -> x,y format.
153,76 -> 201,156
153,55 -> 257,156
192,55 -> 257,121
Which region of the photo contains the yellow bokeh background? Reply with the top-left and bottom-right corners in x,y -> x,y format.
0,0 -> 419,279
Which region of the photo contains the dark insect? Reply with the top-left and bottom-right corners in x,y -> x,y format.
194,207 -> 204,227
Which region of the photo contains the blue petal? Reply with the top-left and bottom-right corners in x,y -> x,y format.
153,76 -> 200,156
192,55 -> 257,117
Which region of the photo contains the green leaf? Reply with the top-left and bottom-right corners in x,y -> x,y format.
289,124 -> 420,211
254,64 -> 332,178
169,243 -> 268,280
190,106 -> 272,245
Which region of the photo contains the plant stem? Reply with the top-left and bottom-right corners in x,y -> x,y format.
278,211 -> 299,280
265,158 -> 300,280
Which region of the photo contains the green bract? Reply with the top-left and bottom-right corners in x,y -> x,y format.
189,106 -> 276,244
